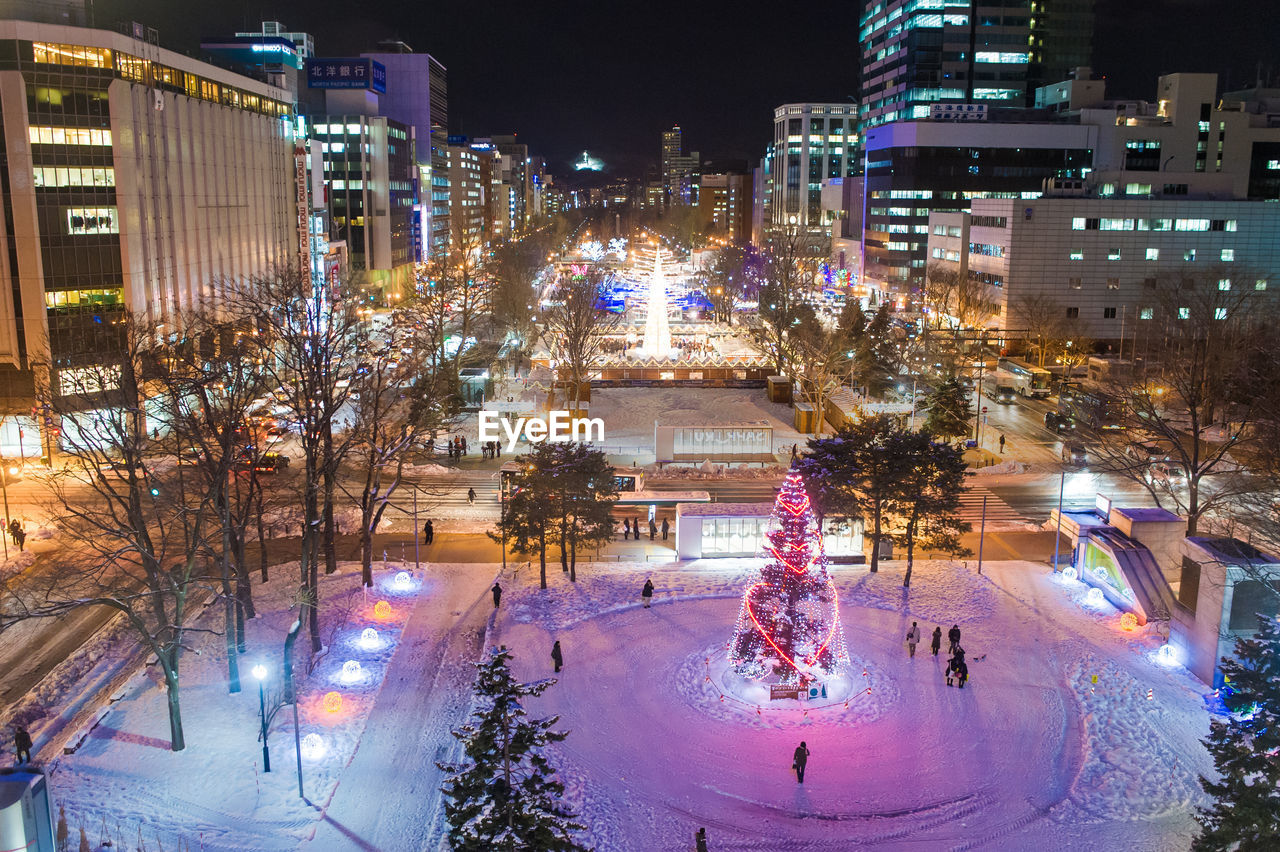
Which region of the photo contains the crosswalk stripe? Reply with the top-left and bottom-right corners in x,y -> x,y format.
957,486 -> 1027,522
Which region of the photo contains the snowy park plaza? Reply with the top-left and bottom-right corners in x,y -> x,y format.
42,547 -> 1216,850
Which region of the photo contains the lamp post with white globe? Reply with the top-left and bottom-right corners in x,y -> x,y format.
252,663 -> 271,772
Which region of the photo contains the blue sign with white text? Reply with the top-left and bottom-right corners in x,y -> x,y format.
305,59 -> 387,93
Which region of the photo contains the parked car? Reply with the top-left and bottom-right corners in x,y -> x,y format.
1125,439 -> 1167,465
1062,442 -> 1088,466
1045,411 -> 1075,433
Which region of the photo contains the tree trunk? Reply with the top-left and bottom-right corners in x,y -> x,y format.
903,515 -> 918,588
164,663 -> 185,752
256,491 -> 269,583
538,532 -> 547,589
869,508 -> 882,573
309,552 -> 321,652
221,566 -> 240,693
569,531 -> 577,583
323,466 -> 338,575
361,521 -> 374,587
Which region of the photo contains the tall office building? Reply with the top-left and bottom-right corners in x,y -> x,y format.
660,125 -> 699,207
769,104 -> 859,233
446,144 -> 484,243
361,41 -> 447,256
0,19 -> 298,452
858,0 -> 1095,129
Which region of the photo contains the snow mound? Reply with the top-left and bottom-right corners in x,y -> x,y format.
1058,655 -> 1209,822
838,560 -> 998,625
674,643 -> 893,728
973,460 -> 1029,475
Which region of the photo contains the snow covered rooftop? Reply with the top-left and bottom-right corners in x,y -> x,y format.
1112,506 -> 1182,524
676,501 -> 775,517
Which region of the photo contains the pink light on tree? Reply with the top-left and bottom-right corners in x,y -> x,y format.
729,469 -> 849,685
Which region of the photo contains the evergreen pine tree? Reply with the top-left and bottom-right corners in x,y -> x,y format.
922,376 -> 974,440
437,646 -> 587,851
1194,614 -> 1280,851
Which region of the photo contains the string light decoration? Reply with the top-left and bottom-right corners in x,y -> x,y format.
728,469 -> 849,685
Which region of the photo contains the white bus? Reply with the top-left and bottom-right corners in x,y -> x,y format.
997,357 -> 1052,398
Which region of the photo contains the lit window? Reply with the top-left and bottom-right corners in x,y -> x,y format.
1178,307 -> 1190,319
1221,248 -> 1234,261
32,42 -> 111,68
1218,279 -> 1231,290
1146,248 -> 1159,261
1125,183 -> 1151,195
1098,184 -> 1117,197
65,206 -> 117,235
1108,249 -> 1121,261
1214,308 -> 1227,320
1069,249 -> 1083,260
1071,217 -> 1087,230
28,126 -> 112,146
1139,307 -> 1153,319
33,166 -> 114,188
1184,249 -> 1196,261
1256,279 -> 1268,291
1175,218 -> 1210,231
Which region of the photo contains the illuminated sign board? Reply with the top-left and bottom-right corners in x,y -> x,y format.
305,58 -> 387,93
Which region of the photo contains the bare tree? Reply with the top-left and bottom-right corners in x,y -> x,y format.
150,307 -> 273,693
1085,267 -> 1278,534
923,262 -> 997,330
1010,293 -> 1064,368
752,227 -> 827,375
3,316 -> 214,750
242,270 -> 365,652
542,265 -> 622,409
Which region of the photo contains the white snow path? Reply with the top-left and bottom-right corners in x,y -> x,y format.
302,565 -> 497,850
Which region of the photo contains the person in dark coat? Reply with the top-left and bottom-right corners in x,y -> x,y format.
551,640 -> 563,673
695,827 -> 709,852
642,578 -> 654,608
930,626 -> 942,656
946,656 -> 958,687
956,659 -> 969,688
660,518 -> 669,540
423,520 -> 434,544
648,519 -> 657,541
792,741 -> 810,783
623,517 -> 631,539
491,583 -> 502,608
467,487 -> 476,504
14,726 -> 32,764
14,528 -> 23,552
948,624 -> 961,654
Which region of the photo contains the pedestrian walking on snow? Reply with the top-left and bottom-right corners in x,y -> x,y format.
695,827 -> 709,852
946,656 -> 958,687
14,726 -> 31,764
661,518 -> 669,540
467,487 -> 476,505
461,436 -> 468,455
999,433 -> 1006,453
491,582 -> 502,608
649,519 -> 657,541
642,578 -> 654,608
424,519 -> 434,544
792,741 -> 810,783
930,626 -> 942,656
15,528 -> 23,552
623,518 -> 632,540
956,659 -> 969,688
948,624 -> 961,654
906,622 -> 921,658
551,640 -> 563,673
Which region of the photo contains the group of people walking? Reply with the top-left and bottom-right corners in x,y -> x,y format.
479,441 -> 502,459
620,517 -> 667,541
6,519 -> 24,551
906,622 -> 970,688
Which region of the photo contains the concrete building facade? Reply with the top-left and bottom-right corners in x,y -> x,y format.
769,104 -> 858,234
0,20 -> 298,452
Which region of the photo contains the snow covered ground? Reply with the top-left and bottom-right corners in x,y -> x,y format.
45,555 -> 1214,851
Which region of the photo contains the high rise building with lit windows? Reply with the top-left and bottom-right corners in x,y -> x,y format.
768,104 -> 858,234
0,18 -> 298,454
858,0 -> 1095,130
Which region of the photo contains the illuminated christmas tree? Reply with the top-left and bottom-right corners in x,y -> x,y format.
729,469 -> 849,685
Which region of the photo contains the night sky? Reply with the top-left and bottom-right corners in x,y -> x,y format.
98,0 -> 1280,175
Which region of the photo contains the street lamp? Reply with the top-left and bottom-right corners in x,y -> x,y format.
252,663 -> 271,772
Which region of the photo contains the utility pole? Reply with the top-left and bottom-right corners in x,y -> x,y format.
413,487 -> 420,571
1052,467 -> 1066,572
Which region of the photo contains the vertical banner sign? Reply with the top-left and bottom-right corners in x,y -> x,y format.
294,145 -> 311,276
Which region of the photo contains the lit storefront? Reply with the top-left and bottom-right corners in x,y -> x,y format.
655,422 -> 776,465
676,502 -> 863,561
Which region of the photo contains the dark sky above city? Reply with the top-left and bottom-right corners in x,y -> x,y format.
100,0 -> 1280,175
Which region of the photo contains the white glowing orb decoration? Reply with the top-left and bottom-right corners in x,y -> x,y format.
608,238 -> 627,258
1062,566 -> 1078,581
359,627 -> 380,650
581,241 -> 605,262
393,571 -> 412,591
341,660 -> 363,683
300,733 -> 327,761
1086,587 -> 1105,605
1158,643 -> 1176,663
